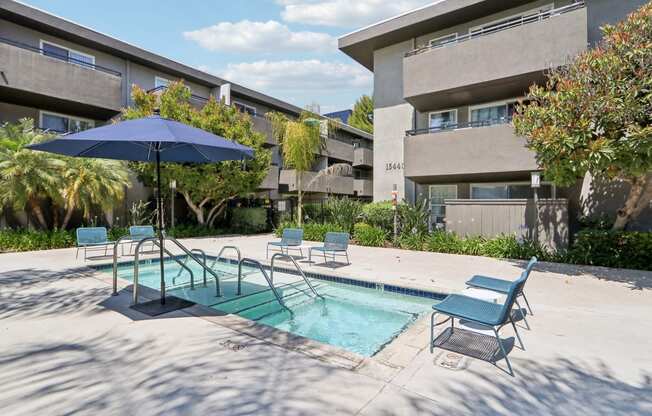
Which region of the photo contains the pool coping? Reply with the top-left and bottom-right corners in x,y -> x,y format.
89,254 -> 451,380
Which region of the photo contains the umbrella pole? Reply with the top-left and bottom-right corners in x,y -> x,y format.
156,149 -> 166,304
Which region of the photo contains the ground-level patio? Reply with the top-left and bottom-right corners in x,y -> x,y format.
0,234 -> 650,415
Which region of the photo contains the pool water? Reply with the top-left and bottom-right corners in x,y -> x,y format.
101,258 -> 437,357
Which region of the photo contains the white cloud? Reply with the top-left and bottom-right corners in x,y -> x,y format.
277,0 -> 436,28
183,20 -> 336,53
216,59 -> 372,94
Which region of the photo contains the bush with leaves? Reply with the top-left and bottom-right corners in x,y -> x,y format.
231,207 -> 268,234
353,223 -> 387,247
567,229 -> 652,270
361,201 -> 395,233
398,199 -> 429,237
325,197 -> 362,233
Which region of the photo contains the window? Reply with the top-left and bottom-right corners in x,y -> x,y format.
469,99 -> 518,125
429,185 -> 457,227
154,76 -> 170,89
40,40 -> 95,69
234,101 -> 257,116
429,33 -> 458,48
40,111 -> 94,134
470,4 -> 553,36
429,109 -> 457,130
471,182 -> 554,199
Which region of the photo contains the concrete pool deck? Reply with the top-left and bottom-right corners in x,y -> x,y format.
1,233 -> 651,415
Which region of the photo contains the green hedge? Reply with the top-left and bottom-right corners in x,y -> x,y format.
0,229 -> 75,252
567,229 -> 652,270
353,223 -> 387,247
360,201 -> 395,233
231,207 -> 267,234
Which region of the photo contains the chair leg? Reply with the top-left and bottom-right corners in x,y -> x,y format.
76,247 -> 80,259
493,328 -> 514,376
514,298 -> 530,330
345,251 -> 350,265
521,291 -> 534,316
266,245 -> 269,259
299,248 -> 303,258
429,312 -> 438,353
509,315 -> 525,350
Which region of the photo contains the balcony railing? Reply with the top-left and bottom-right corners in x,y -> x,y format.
0,36 -> 122,76
404,2 -> 586,58
406,117 -> 513,136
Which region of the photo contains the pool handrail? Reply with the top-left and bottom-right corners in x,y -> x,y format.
162,236 -> 222,297
270,253 -> 323,299
210,245 -> 242,269
132,237 -> 195,306
172,248 -> 208,286
237,257 -> 291,313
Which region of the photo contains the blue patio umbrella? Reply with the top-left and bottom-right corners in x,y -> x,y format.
28,115 -> 254,307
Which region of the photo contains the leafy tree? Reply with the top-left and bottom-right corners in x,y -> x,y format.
349,95 -> 373,134
267,111 -> 325,226
0,119 -> 61,229
123,81 -> 270,226
513,3 -> 652,230
59,158 -> 130,229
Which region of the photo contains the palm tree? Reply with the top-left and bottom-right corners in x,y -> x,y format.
0,119 -> 61,229
60,158 -> 131,229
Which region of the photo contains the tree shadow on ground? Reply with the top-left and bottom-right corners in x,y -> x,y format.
432,358 -> 652,416
504,258 -> 652,291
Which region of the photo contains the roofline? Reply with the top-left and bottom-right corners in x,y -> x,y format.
0,0 -> 305,116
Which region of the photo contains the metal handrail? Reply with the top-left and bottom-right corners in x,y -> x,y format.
112,235 -> 134,296
237,258 -> 291,312
270,253 -> 323,299
132,237 -> 194,306
164,236 -> 223,297
210,245 -> 242,269
172,248 -> 207,285
405,2 -> 586,57
406,117 -> 513,136
0,35 -> 122,76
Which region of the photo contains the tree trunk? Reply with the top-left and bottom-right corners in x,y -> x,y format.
181,191 -> 205,225
61,204 -> 75,230
613,175 -> 647,230
207,201 -> 228,228
30,199 -> 48,229
297,172 -> 302,226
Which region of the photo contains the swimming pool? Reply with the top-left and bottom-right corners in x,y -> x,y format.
98,257 -> 442,357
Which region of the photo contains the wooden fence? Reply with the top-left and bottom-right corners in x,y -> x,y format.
444,199 -> 569,250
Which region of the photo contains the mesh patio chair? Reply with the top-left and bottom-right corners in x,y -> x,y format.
76,227 -> 113,260
267,228 -> 304,258
309,232 -> 350,265
124,225 -> 156,255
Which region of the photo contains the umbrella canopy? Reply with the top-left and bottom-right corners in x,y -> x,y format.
28,115 -> 254,161
28,115 -> 254,311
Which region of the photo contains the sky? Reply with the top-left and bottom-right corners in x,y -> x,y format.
21,0 -> 434,114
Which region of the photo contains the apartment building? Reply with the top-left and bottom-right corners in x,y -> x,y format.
339,0 -> 650,235
0,0 -> 373,208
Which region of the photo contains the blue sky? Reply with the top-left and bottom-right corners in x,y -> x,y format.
21,0 -> 433,113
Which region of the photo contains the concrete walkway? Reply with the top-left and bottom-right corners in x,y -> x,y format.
1,234 -> 651,415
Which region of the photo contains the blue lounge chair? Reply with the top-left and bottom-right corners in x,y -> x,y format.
76,227 -> 113,260
267,228 -> 304,258
466,257 -> 537,329
124,225 -> 156,255
430,270 -> 528,376
309,232 -> 350,265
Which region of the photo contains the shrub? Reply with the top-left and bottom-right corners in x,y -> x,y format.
425,230 -> 463,254
108,227 -> 129,241
397,232 -> 426,250
361,201 -> 395,233
231,207 -> 268,234
568,229 -> 652,270
353,223 -> 387,247
0,229 -> 75,252
274,220 -> 297,237
302,203 -> 323,223
167,224 -> 224,239
481,234 -> 544,259
398,199 -> 429,236
325,197 -> 363,233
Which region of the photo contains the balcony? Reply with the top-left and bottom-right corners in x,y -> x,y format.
403,3 -> 588,111
259,165 -> 280,190
404,123 -> 537,180
353,147 -> 373,167
353,179 -> 373,197
279,169 -> 354,195
322,138 -> 353,162
0,36 -> 122,113
252,115 -> 277,146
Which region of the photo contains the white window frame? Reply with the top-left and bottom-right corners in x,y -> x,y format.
429,32 -> 458,47
429,184 -> 458,228
39,39 -> 96,69
470,181 -> 556,199
154,76 -> 171,89
469,4 -> 554,34
428,108 -> 457,129
39,110 -> 95,133
468,98 -> 521,123
233,101 -> 257,116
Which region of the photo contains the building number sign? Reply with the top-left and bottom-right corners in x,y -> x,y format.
385,162 -> 404,171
